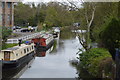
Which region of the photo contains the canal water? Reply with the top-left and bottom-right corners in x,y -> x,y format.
19,32 -> 82,78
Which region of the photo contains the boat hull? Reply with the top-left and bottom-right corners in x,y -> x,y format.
36,40 -> 54,52
2,51 -> 35,79
2,51 -> 35,69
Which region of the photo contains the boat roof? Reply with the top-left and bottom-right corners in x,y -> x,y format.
34,34 -> 53,39
6,47 -> 19,51
1,43 -> 34,52
43,34 -> 53,39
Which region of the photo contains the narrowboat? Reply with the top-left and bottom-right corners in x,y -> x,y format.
52,28 -> 60,38
32,34 -> 54,51
0,43 -> 35,69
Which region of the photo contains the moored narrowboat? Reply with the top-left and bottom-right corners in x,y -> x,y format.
0,43 -> 35,69
32,34 -> 54,51
52,27 -> 60,38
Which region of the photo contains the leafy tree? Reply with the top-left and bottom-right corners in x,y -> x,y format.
100,18 -> 120,60
45,2 -> 72,27
35,3 -> 47,24
14,2 -> 73,29
67,2 -> 118,51
2,27 -> 12,41
2,27 -> 12,49
14,3 -> 37,27
92,2 -> 118,42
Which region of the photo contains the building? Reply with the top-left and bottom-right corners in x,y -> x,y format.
0,2 -> 2,26
0,0 -> 20,27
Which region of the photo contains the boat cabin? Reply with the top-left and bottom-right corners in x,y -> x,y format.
0,43 -> 35,61
32,34 -> 54,47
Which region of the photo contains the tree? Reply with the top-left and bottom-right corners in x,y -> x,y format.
2,27 -> 12,42
67,1 -> 118,51
68,1 -> 97,51
92,2 -> 118,42
35,3 -> 47,24
101,18 -> 120,60
14,2 -> 73,29
1,27 -> 12,49
14,3 -> 37,27
45,2 -> 72,27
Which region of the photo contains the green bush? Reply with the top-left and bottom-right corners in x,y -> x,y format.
79,48 -> 112,77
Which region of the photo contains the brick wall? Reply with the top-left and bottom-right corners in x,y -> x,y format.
1,0 -> 20,27
2,2 -> 14,27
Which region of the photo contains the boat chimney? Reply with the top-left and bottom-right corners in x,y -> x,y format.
18,39 -> 22,46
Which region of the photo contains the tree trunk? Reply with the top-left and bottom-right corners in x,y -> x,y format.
86,6 -> 96,50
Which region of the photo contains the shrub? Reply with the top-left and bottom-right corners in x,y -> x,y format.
79,48 -> 113,77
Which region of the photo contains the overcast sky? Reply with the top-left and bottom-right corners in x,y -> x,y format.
22,0 -> 120,3
22,0 -> 82,8
22,0 -> 74,3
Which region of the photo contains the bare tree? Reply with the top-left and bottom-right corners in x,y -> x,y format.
67,0 -> 96,51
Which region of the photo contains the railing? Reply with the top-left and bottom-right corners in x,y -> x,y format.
6,32 -> 43,44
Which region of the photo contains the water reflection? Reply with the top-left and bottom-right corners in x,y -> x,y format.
2,58 -> 35,80
60,28 -> 76,40
36,46 -> 54,57
49,39 -> 64,54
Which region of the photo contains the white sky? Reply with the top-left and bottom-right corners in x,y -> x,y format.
22,0 -> 82,8
23,0 -> 70,3
22,0 -> 120,3
22,0 -> 81,3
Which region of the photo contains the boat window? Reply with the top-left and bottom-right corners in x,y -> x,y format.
24,49 -> 26,53
30,47 -> 31,51
27,48 -> 29,52
32,46 -> 34,49
16,54 -> 18,56
13,40 -> 17,42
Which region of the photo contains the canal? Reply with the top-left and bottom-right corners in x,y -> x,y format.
2,30 -> 82,79
19,31 -> 82,78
